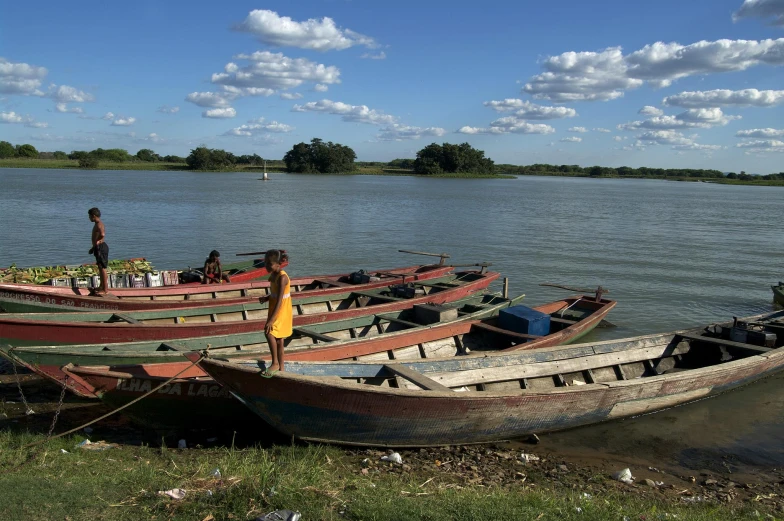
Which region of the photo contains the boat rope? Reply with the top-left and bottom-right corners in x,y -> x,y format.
20,348 -> 212,450
11,359 -> 34,416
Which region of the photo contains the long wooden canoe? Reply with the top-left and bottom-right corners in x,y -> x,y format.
0,271 -> 497,347
55,294 -> 531,426
52,295 -> 614,429
4,293 -> 522,397
195,310 -> 784,447
773,282 -> 784,306
0,264 -> 453,313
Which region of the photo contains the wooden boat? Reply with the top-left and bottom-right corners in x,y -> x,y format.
0,264 -> 454,313
5,292 -> 522,397
194,310 -> 784,447
47,295 -> 614,429
0,271 -> 497,347
773,282 -> 784,306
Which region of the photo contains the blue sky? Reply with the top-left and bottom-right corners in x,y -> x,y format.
2,0 -> 784,172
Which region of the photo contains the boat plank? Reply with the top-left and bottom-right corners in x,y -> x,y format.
677,333 -> 772,354
383,364 -> 453,392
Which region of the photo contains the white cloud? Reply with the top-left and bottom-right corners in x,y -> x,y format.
54,103 -> 84,114
0,111 -> 25,123
50,85 -> 94,103
213,51 -> 340,93
593,127 -> 611,132
663,88 -> 784,108
377,124 -> 446,141
1,111 -> 48,128
736,127 -> 784,137
736,139 -> 784,153
185,91 -> 234,108
619,108 -> 740,130
613,136 -> 625,141
483,99 -> 577,119
733,0 -> 784,26
111,116 -> 136,126
0,57 -> 47,96
280,92 -> 303,100
314,83 -> 329,92
523,39 -> 784,101
157,105 -> 180,114
523,47 -> 642,101
361,51 -> 387,60
225,117 -> 294,136
568,126 -> 587,133
671,143 -> 723,151
637,130 -> 693,145
456,121 -> 555,135
203,107 -> 236,119
135,132 -> 164,143
292,99 -> 396,125
561,136 -> 582,142
102,112 -> 115,120
639,105 -> 664,116
235,10 -> 377,51
736,138 -> 784,148
456,126 -> 505,135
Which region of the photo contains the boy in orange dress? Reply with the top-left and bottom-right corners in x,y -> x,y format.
260,250 -> 292,375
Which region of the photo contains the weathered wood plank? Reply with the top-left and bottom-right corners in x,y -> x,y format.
550,316 -> 578,325
677,333 -> 772,354
383,364 -> 453,392
110,313 -> 140,324
353,292 -> 405,302
293,328 -> 338,343
471,322 -> 542,340
376,314 -> 421,329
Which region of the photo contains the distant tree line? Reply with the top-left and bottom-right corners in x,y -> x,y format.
185,146 -> 264,170
3,139 -> 783,180
283,138 -> 356,173
413,142 -> 495,175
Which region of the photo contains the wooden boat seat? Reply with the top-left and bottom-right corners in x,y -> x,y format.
383,364 -> 452,392
414,281 -> 457,288
676,333 -> 772,354
293,328 -> 338,343
352,291 -> 404,302
471,322 -> 542,340
376,314 -> 422,329
108,313 -> 141,324
550,316 -> 578,325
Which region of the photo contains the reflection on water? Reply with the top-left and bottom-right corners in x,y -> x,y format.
1,168 -> 782,472
537,371 -> 784,478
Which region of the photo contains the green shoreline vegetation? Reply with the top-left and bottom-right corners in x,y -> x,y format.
1,139 -> 782,185
0,430 -> 765,521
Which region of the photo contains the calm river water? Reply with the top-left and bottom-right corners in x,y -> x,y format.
0,168 -> 782,475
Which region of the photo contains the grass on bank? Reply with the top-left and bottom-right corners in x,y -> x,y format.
0,430 -> 766,521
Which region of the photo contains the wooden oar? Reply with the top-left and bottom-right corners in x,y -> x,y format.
398,249 -> 451,266
540,283 -> 610,294
236,250 -> 270,257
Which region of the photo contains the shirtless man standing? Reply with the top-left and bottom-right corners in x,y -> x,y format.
88,207 -> 109,295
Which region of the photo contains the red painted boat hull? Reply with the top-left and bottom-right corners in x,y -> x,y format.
0,272 -> 498,346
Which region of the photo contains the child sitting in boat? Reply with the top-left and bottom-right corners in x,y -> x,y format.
259,250 -> 291,375
202,250 -> 231,284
